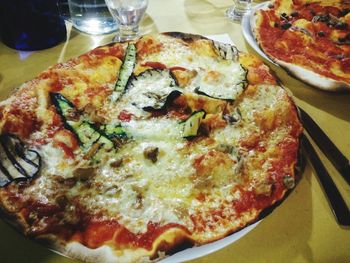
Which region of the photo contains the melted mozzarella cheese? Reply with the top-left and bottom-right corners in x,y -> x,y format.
78,139 -> 198,233
123,118 -> 183,140
142,35 -> 195,68
38,142 -> 78,178
213,124 -> 244,146
239,84 -> 282,121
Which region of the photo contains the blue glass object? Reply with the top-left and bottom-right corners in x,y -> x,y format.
0,0 -> 67,51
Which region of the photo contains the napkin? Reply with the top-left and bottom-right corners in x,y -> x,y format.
206,0 -> 232,9
205,33 -> 235,45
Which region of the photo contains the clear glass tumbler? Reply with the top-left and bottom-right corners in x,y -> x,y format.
226,0 -> 252,22
105,0 -> 148,42
68,0 -> 118,35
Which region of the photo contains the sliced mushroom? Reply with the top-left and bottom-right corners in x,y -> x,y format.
290,26 -> 312,37
110,158 -> 123,168
254,180 -> 273,196
215,144 -> 241,164
223,107 -> 242,124
72,166 -> 96,181
283,175 -> 295,189
215,144 -> 234,154
83,142 -> 102,160
143,146 -> 159,163
56,194 -> 69,208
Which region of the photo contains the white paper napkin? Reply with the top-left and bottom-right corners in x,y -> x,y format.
205,33 -> 234,45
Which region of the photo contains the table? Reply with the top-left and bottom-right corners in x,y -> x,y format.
0,0 -> 349,262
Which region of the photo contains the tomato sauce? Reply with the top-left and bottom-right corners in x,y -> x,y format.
270,138 -> 298,175
85,85 -> 111,102
55,142 -> 74,158
24,201 -> 61,218
118,110 -> 134,122
89,45 -> 125,60
234,135 -> 299,215
40,70 -> 75,92
142,61 -> 167,70
136,37 -> 163,60
233,188 -> 281,215
189,214 -> 205,232
141,62 -> 188,72
15,197 -> 65,236
246,64 -> 277,85
170,66 -> 187,71
258,3 -> 350,82
2,111 -> 36,138
3,188 -> 26,212
77,220 -> 120,248
2,96 -> 39,138
72,219 -> 190,250
53,129 -> 79,158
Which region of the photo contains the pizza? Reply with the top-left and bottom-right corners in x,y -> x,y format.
0,32 -> 302,262
251,0 -> 350,91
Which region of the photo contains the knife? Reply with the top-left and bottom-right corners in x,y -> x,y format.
301,134 -> 350,226
298,107 -> 350,185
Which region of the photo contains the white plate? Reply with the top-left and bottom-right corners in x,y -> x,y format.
241,2 -> 277,66
160,221 -> 260,262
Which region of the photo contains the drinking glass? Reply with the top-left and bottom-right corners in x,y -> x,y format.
226,0 -> 252,22
105,0 -> 148,42
68,0 -> 118,35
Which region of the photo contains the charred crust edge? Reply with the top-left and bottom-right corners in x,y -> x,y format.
162,32 -> 207,42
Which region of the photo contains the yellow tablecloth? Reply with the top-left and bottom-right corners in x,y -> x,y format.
0,1 -> 349,262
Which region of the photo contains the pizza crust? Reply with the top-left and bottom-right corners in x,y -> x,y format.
60,227 -> 194,263
64,243 -> 150,263
272,59 -> 350,91
163,32 -> 207,42
250,3 -> 350,92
